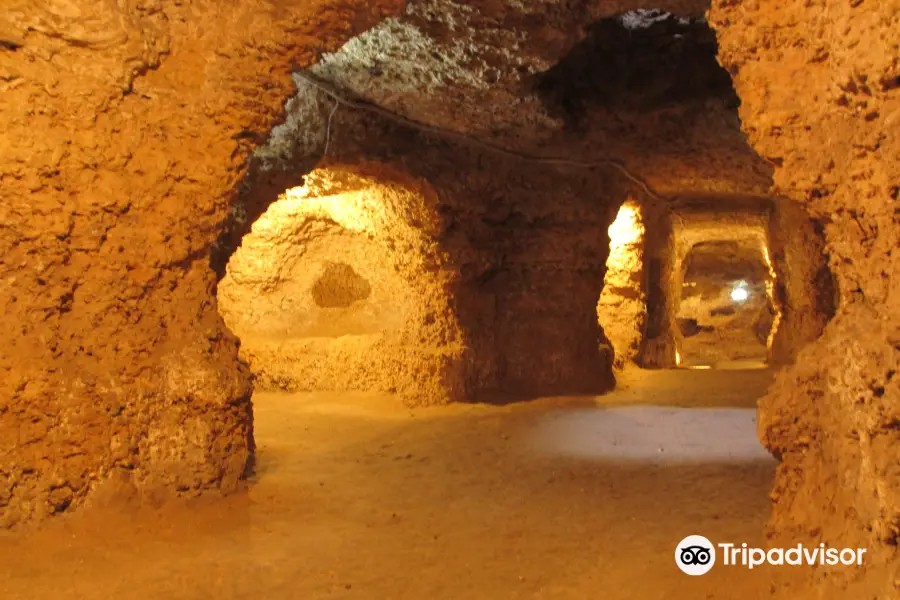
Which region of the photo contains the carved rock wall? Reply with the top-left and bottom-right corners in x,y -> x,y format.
676,239 -> 773,366
0,0 -> 403,527
637,199 -> 679,368
241,105 -> 624,400
2,11 -> 895,600
597,198 -> 647,369
712,0 -> 900,596
767,197 -> 836,366
308,1 -> 711,148
219,165 -> 468,405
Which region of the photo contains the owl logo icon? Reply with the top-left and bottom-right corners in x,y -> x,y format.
675,535 -> 716,575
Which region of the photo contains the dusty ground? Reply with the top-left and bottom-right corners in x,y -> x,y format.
0,368 -> 784,599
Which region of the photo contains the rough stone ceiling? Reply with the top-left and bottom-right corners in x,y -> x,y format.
684,240 -> 770,283
309,1 -> 711,143
271,0 -> 773,198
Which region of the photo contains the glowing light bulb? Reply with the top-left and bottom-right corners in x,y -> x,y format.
731,284 -> 749,303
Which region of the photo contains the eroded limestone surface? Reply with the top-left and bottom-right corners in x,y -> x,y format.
219,167 -> 467,405
1,1 -> 897,596
0,0 -> 405,527
712,0 -> 900,596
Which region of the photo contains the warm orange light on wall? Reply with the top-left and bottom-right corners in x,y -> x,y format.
608,201 -> 643,250
597,198 -> 647,368
761,242 -> 782,352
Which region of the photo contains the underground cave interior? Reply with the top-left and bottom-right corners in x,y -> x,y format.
219,186 -> 806,397
210,10 -> 839,406
3,1 -> 897,599
203,16 -> 848,595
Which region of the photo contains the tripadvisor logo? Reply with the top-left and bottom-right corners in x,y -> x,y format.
675,535 -> 867,575
675,535 -> 716,576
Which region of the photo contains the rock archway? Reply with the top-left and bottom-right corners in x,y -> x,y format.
676,239 -> 775,368
670,199 -> 776,368
1,0 -> 898,596
0,0 -> 405,528
218,165 -> 467,405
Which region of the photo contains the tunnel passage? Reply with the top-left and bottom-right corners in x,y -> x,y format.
667,200 -> 779,370
221,152 -> 621,403
6,3 -> 893,595
218,166 -> 468,405
676,239 -> 775,368
600,197 -> 826,372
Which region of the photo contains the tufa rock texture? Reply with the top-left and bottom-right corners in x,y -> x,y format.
676,238 -> 773,367
597,198 -> 647,369
308,2 -> 711,148
219,165 -> 468,405
767,197 -> 836,366
1,3 -> 894,598
231,103 -> 626,402
0,0 -> 404,527
712,0 -> 900,596
670,201 -> 773,367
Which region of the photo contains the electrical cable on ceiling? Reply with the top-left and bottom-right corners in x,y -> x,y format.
294,71 -> 666,202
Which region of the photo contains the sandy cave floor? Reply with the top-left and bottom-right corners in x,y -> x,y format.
0,368 -> 788,600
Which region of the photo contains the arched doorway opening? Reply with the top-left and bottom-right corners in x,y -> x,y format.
218,165 -> 468,406
675,239 -> 776,369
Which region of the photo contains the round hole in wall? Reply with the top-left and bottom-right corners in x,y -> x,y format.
311,262 -> 372,308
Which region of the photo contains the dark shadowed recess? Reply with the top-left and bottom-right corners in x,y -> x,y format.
533,10 -> 737,130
